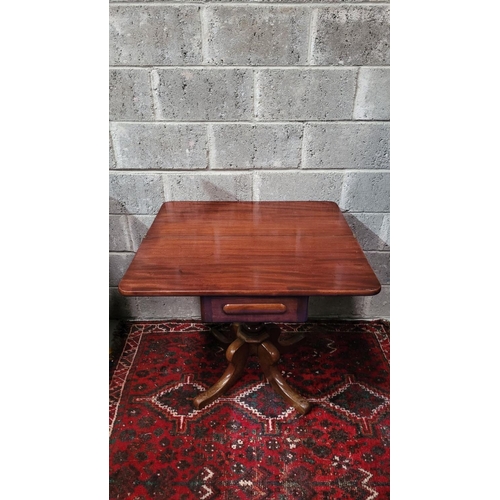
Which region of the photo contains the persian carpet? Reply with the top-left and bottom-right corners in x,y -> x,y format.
109,321 -> 390,499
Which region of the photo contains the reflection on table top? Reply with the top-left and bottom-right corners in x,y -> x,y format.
118,201 -> 381,297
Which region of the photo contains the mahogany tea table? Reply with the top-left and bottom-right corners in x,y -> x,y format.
118,201 -> 381,415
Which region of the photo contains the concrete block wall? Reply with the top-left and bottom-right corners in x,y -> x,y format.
109,0 -> 390,321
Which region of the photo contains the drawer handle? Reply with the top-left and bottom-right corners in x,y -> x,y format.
222,303 -> 287,315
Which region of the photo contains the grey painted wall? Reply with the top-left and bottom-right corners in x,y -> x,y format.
109,1 -> 390,320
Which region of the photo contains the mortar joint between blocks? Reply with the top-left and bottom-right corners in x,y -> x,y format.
200,6 -> 210,65
253,70 -> 259,122
351,67 -> 362,119
207,123 -> 216,170
307,8 -> 318,66
299,123 -> 308,169
149,69 -> 162,121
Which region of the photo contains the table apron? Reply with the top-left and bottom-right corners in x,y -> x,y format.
201,296 -> 308,323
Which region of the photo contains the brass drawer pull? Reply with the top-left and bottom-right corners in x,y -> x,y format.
222,303 -> 287,315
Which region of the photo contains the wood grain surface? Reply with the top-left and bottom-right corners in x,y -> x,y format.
118,201 -> 381,297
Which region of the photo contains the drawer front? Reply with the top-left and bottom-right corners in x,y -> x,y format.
201,296 -> 308,323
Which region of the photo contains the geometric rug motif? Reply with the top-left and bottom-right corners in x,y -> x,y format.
110,320 -> 390,499
311,374 -> 390,436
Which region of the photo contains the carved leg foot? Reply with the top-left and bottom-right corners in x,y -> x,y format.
193,336 -> 249,410
257,340 -> 311,415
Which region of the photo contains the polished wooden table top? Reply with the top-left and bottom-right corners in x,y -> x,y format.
118,201 -> 381,297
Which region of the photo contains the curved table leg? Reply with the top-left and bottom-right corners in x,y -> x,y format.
193,337 -> 250,410
257,340 -> 311,415
266,323 -> 306,355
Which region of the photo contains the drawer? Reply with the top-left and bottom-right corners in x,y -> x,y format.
200,296 -> 308,323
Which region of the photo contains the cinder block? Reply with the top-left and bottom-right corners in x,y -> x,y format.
110,252 -> 135,287
311,6 -> 390,66
340,171 -> 389,212
136,296 -> 201,320
364,285 -> 389,319
110,215 -> 156,252
110,6 -> 202,65
309,295 -> 366,319
110,123 -> 208,170
110,215 -> 133,252
353,67 -> 390,120
256,69 -> 357,120
254,171 -> 343,201
205,6 -> 309,65
152,68 -> 253,120
309,285 -> 389,319
109,173 -> 165,214
109,69 -> 154,121
211,124 -> 303,169
128,215 -> 156,251
110,287 -> 141,320
165,172 -> 253,201
303,122 -> 389,169
343,213 -> 390,251
111,292 -> 203,320
365,251 -> 390,285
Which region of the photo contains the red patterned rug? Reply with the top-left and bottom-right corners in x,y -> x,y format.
109,321 -> 390,499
